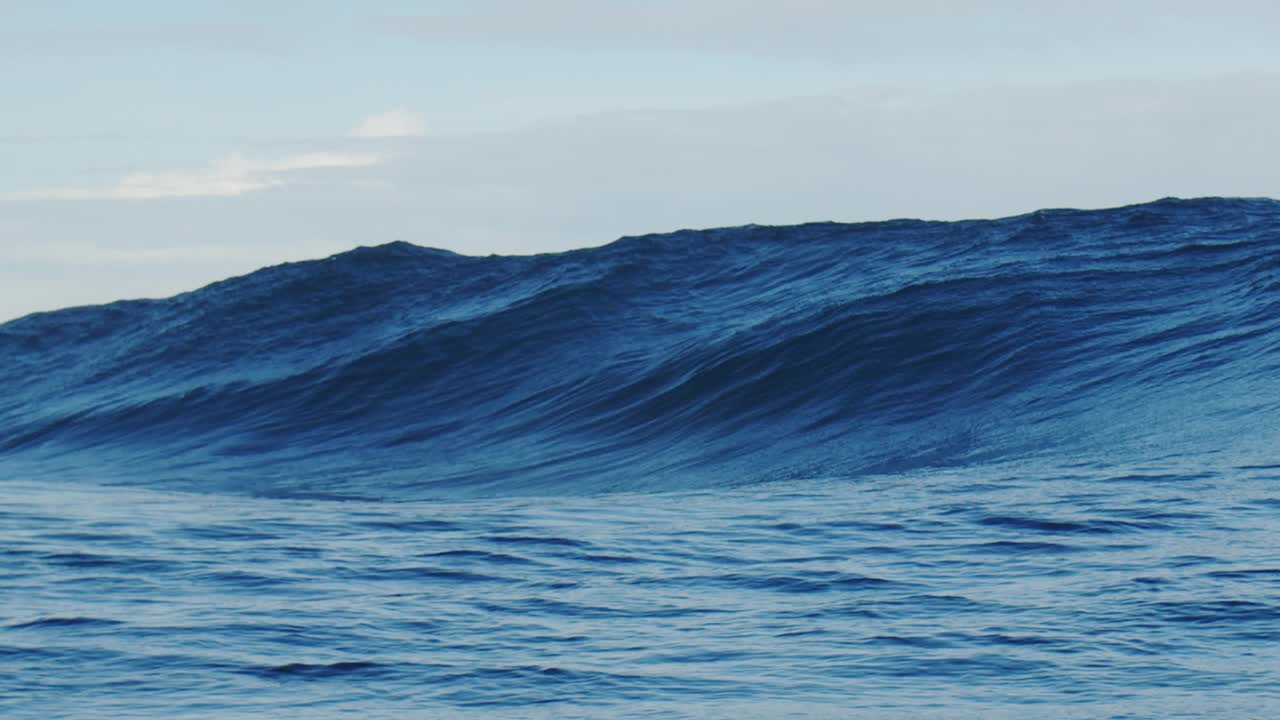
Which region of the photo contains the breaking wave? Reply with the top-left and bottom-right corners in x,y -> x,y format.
2,197 -> 1278,498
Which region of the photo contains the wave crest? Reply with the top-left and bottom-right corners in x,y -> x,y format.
2,197 -> 1278,497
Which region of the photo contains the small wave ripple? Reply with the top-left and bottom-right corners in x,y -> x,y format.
3,467 -> 1278,718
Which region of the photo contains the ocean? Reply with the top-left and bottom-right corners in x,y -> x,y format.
2,197 -> 1278,718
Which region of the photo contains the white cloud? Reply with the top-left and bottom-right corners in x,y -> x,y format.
270,151 -> 383,171
0,22 -> 288,58
8,150 -> 381,202
0,241 -> 281,266
349,110 -> 426,139
369,1 -> 1280,71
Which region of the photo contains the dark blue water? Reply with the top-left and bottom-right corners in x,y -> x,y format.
3,197 -> 1279,718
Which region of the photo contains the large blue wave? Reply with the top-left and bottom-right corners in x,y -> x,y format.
2,197 -> 1278,497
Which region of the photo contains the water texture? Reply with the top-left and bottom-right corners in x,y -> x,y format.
2,197 -> 1278,717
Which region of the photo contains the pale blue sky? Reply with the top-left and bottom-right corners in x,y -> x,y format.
2,1 -> 1278,320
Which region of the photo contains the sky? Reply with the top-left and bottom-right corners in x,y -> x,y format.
2,1 -> 1279,321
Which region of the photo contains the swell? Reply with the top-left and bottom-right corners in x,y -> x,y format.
1,197 -> 1278,497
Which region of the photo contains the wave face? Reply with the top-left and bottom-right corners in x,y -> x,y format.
2,197 -> 1278,498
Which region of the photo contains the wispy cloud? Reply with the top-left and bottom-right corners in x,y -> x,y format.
349,110 -> 426,139
0,241 -> 284,266
0,23 -> 288,57
368,1 -> 1280,70
8,151 -> 381,202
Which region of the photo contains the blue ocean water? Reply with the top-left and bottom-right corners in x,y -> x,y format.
2,197 -> 1278,718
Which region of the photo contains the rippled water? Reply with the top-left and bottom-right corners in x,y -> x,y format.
6,462 -> 1278,719
4,198 -> 1280,717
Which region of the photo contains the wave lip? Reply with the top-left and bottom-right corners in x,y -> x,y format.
2,197 -> 1278,497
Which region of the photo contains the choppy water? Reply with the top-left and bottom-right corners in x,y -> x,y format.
6,465 -> 1280,719
3,197 -> 1279,717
